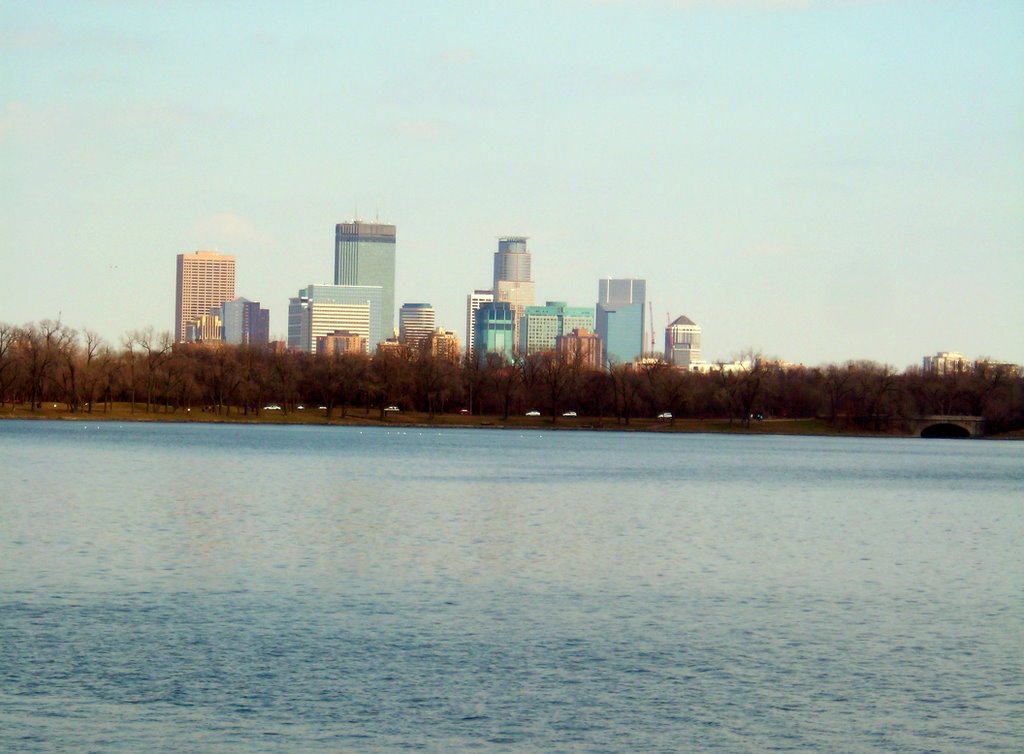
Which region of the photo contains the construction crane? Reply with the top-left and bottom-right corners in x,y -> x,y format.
649,302 -> 656,355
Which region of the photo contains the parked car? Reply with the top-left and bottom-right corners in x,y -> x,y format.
263,404 -> 282,411
384,405 -> 400,412
525,410 -> 541,417
562,411 -> 578,418
657,412 -> 673,419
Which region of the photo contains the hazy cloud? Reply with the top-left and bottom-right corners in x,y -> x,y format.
0,24 -> 151,54
440,48 -> 477,65
1,100 -> 220,145
393,119 -> 454,141
193,213 -> 269,246
0,26 -> 61,51
0,101 -> 67,142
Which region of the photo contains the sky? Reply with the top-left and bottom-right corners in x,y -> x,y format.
2,0 -> 1022,368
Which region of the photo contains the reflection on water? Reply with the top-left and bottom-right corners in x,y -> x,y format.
1,421 -> 1022,752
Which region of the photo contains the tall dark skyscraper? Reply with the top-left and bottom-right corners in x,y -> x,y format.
335,221 -> 396,344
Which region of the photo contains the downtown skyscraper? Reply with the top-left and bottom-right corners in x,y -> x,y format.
492,236 -> 535,351
596,277 -> 646,366
335,221 -> 396,346
399,303 -> 436,350
174,251 -> 236,343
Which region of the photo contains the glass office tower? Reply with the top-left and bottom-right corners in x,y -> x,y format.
492,236 -> 534,351
595,278 -> 646,367
221,297 -> 270,346
519,301 -> 595,355
335,221 -> 396,345
473,301 -> 516,359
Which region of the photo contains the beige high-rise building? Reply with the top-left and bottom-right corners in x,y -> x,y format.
175,251 -> 236,343
556,327 -> 602,371
316,330 -> 368,356
185,312 -> 223,343
427,328 -> 461,362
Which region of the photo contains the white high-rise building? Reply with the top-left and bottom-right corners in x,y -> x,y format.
399,303 -> 436,350
922,351 -> 970,374
665,315 -> 702,368
466,289 -> 493,358
287,284 -> 383,354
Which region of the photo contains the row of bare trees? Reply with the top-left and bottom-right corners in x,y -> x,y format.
2,320 -> 1022,433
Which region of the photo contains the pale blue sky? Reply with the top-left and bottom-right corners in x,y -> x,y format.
3,0 -> 1022,366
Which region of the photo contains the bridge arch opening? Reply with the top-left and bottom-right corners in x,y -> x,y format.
921,423 -> 971,439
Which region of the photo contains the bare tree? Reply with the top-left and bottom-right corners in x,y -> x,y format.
642,362 -> 689,425
20,320 -> 73,410
821,362 -> 855,425
479,352 -> 520,420
522,350 -> 584,422
850,361 -> 902,432
414,350 -> 461,420
609,362 -> 643,425
369,348 -> 413,419
191,344 -> 242,415
261,350 -> 299,414
54,327 -> 82,412
124,327 -> 174,412
0,323 -> 21,410
714,350 -> 765,427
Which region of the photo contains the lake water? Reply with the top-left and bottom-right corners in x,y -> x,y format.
1,420 -> 1021,753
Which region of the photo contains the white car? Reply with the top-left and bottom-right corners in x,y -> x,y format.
263,404 -> 282,411
562,411 -> 577,418
657,412 -> 673,419
384,405 -> 400,412
525,410 -> 541,417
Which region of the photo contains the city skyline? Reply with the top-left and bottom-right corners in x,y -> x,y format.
2,1 -> 1022,367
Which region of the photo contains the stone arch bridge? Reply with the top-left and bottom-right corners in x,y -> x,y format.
905,415 -> 986,438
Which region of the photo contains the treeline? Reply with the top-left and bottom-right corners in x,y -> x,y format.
2,320 -> 1023,434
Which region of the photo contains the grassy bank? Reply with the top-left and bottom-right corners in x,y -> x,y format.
0,402 -> 882,436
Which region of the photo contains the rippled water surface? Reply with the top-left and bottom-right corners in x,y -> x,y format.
1,421 -> 1021,752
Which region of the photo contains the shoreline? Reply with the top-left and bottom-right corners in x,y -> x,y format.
3,405 -> 1018,439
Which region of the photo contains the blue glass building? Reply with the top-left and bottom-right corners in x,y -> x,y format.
221,297 -> 270,346
595,278 -> 646,367
473,301 -> 516,359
